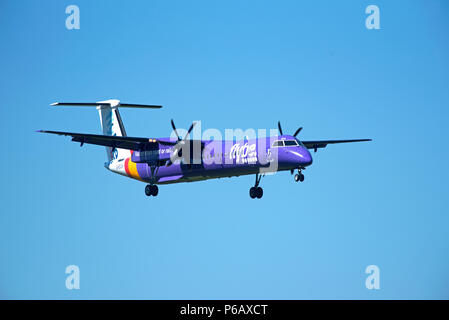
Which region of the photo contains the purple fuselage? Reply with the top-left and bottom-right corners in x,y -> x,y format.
120,135 -> 312,184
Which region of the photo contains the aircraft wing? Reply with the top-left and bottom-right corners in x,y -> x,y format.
37,130 -> 178,150
302,139 -> 372,151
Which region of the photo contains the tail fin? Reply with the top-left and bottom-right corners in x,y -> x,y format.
50,99 -> 162,162
97,100 -> 129,161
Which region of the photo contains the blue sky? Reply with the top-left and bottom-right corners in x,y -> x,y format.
0,0 -> 448,299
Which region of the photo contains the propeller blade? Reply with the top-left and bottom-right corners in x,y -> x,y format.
171,119 -> 181,141
169,145 -> 182,164
293,127 -> 303,137
278,121 -> 283,135
168,120 -> 198,166
184,122 -> 196,140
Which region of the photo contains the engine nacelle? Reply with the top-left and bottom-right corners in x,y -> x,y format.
131,149 -> 169,164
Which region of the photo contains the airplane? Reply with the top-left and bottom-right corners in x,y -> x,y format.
38,99 -> 371,199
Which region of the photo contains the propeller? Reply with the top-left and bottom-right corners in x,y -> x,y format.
278,121 -> 303,138
166,119 -> 196,166
277,121 -> 283,135
171,119 -> 195,141
293,126 -> 303,137
171,119 -> 181,141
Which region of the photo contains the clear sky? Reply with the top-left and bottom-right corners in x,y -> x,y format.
1,0 -> 448,299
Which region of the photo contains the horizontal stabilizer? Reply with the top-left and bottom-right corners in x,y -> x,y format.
50,100 -> 162,109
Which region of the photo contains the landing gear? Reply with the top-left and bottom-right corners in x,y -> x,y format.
249,186 -> 263,199
151,185 -> 159,196
294,169 -> 305,182
249,173 -> 263,199
145,184 -> 159,197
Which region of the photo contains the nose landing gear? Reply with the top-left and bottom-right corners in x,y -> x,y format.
294,169 -> 305,182
249,173 -> 263,199
145,184 -> 159,197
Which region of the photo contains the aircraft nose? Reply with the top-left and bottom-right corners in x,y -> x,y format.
287,148 -> 313,166
302,151 -> 313,166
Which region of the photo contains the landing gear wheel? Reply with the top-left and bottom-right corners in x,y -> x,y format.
250,173 -> 264,199
250,187 -> 263,199
151,185 -> 159,196
145,185 -> 159,197
145,185 -> 152,196
256,187 -> 263,199
249,187 -> 257,199
295,171 -> 305,182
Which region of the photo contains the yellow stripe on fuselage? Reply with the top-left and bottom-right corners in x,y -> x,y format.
127,158 -> 143,181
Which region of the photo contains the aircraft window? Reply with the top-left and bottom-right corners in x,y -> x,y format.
295,138 -> 305,147
272,140 -> 284,147
284,140 -> 299,146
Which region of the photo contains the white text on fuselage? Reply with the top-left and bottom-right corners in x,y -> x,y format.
230,142 -> 257,164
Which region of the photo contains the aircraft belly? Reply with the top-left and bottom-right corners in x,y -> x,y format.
153,161 -> 261,184
112,155 -> 272,185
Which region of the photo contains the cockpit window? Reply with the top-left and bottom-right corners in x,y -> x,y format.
284,140 -> 299,146
295,138 -> 305,147
272,140 -> 284,147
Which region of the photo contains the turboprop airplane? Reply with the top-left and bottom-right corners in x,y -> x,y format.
38,99 -> 371,199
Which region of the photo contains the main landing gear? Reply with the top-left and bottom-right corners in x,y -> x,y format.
294,168 -> 305,182
249,173 -> 263,199
145,184 -> 159,197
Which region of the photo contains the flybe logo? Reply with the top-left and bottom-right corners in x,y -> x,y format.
230,142 -> 257,164
111,141 -> 118,160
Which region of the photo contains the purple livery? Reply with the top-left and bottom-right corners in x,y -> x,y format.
38,100 -> 371,198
